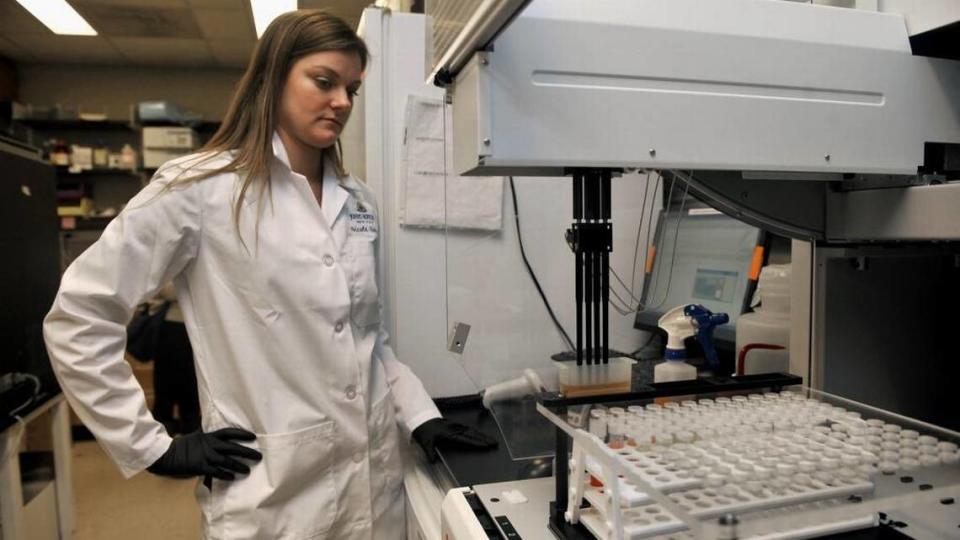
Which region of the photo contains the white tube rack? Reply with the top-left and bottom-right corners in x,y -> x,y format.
540,388 -> 960,540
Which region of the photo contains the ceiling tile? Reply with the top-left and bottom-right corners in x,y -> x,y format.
0,2 -> 55,35
194,8 -> 254,40
187,0 -> 245,8
207,39 -> 254,67
6,34 -> 125,64
72,0 -> 189,6
73,3 -> 203,38
110,37 -> 214,66
0,36 -> 38,62
299,0 -> 365,26
299,0 -> 359,11
3,0 -> 369,67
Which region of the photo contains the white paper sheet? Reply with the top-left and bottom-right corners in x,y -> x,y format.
401,95 -> 503,231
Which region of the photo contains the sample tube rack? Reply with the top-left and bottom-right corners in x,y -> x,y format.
539,386 -> 960,539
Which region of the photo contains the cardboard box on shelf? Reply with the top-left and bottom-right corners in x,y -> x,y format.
142,127 -> 198,168
69,145 -> 93,171
142,127 -> 198,149
57,198 -> 94,218
143,148 -> 193,169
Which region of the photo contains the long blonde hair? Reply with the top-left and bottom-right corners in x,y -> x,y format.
169,10 -> 368,228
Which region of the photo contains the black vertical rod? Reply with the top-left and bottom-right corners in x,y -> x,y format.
602,249 -> 610,364
584,173 -> 597,221
592,172 -> 603,364
586,173 -> 600,364
573,174 -> 582,219
575,250 -> 583,366
573,175 -> 583,366
578,172 -> 593,364
555,423 -> 569,514
575,249 -> 583,366
601,171 -> 611,364
593,245 -> 601,365
584,251 -> 593,365
601,170 -> 612,220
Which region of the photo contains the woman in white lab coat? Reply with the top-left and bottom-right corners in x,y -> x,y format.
44,10 -> 494,540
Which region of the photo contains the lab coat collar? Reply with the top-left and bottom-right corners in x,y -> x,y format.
271,131 -> 293,171
321,162 -> 348,227
271,131 -> 350,226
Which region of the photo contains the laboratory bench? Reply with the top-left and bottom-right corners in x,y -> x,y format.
410,372 -> 960,540
0,393 -> 73,540
434,399 -> 554,489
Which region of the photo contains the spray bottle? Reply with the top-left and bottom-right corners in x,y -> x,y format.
655,304 -> 729,383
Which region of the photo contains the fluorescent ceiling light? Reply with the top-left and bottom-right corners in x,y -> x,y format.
16,0 -> 97,36
251,0 -> 298,38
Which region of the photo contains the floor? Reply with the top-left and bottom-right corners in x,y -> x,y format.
72,440 -> 201,539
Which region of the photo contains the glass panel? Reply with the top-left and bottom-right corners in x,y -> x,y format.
489,397 -> 555,460
637,207 -> 761,345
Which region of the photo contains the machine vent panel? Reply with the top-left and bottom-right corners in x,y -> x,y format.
425,0 -> 484,69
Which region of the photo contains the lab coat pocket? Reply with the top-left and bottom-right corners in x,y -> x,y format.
221,421 -> 337,539
369,392 -> 403,518
345,239 -> 381,328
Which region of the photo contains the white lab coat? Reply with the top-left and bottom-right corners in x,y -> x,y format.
44,133 -> 441,539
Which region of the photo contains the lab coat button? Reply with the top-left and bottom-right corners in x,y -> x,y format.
323,254 -> 335,267
352,451 -> 365,463
335,321 -> 344,333
345,385 -> 357,400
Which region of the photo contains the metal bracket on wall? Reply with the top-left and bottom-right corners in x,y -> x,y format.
448,321 -> 471,354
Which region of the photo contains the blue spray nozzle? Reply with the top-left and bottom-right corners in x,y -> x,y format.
683,304 -> 729,370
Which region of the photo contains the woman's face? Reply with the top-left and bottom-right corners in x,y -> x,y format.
278,50 -> 363,150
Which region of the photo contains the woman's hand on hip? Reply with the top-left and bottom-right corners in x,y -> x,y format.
147,428 -> 262,480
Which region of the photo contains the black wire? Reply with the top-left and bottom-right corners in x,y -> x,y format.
509,177 -> 575,351
630,171 -> 658,298
647,173 -> 691,310
629,331 -> 659,359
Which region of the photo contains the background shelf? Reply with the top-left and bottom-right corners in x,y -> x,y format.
16,118 -> 136,131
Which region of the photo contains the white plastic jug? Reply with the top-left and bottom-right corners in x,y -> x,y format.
736,264 -> 790,375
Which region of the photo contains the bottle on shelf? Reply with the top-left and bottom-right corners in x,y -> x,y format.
93,140 -> 109,168
50,138 -> 70,166
119,144 -> 137,170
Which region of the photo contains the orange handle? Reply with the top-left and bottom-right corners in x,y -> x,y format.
748,246 -> 765,281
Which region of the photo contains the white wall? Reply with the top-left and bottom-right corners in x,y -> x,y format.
351,10 -> 657,397
442,174 -> 658,392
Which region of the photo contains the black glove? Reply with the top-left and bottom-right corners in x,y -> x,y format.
147,428 -> 262,480
412,418 -> 498,463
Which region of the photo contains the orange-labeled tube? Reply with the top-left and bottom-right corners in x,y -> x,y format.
748,246 -> 765,281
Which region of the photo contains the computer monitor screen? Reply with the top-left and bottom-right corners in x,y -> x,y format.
635,207 -> 762,344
